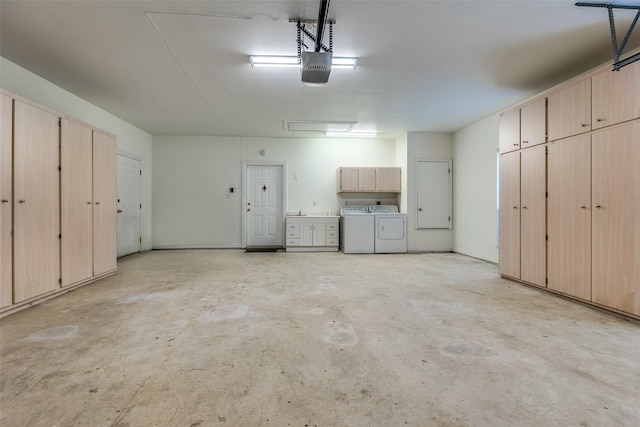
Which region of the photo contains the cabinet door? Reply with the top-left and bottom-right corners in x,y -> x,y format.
547,135 -> 591,300
499,108 -> 520,153
358,168 -> 376,191
547,79 -> 591,141
300,223 -> 313,246
520,97 -> 546,148
61,119 -> 94,286
93,130 -> 117,276
0,94 -> 12,308
312,223 -> 326,246
520,146 -> 546,287
592,60 -> 640,129
498,152 -> 520,278
13,100 -> 60,302
375,167 -> 401,192
592,123 -> 640,316
338,167 -> 359,191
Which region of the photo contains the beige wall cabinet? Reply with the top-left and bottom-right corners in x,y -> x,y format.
520,97 -> 547,148
498,151 -> 520,278
547,134 -> 592,301
337,167 -> 401,193
499,108 -> 520,153
93,130 -> 118,276
520,146 -> 546,287
0,94 -> 13,308
547,78 -> 591,141
591,122 -> 640,316
61,119 -> 94,286
592,60 -> 640,130
13,100 -> 61,303
375,167 -> 401,192
285,216 -> 339,252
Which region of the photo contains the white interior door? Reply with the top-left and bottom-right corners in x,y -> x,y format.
416,160 -> 452,229
117,154 -> 141,257
246,165 -> 284,247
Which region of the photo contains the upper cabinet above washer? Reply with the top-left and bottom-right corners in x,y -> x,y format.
337,167 -> 401,193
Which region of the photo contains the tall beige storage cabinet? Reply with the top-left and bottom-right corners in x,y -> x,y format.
519,145 -> 546,287
499,55 -> 640,319
547,134 -> 592,301
0,90 -> 118,318
0,94 -> 12,308
13,100 -> 60,303
93,130 -> 117,276
591,123 -> 640,316
61,119 -> 94,286
498,151 -> 520,279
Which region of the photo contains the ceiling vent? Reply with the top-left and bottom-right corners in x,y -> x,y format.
301,51 -> 333,85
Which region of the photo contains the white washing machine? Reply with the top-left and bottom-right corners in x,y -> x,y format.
369,205 -> 408,253
340,205 -> 374,254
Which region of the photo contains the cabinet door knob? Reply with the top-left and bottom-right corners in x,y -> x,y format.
595,205 -> 602,209
117,209 -> 123,213
95,202 -> 100,205
18,200 -> 26,204
522,140 -> 529,144
1,199 -> 8,204
580,205 -> 586,209
418,208 -> 423,212
522,206 -> 528,209
87,201 -> 92,205
513,143 -> 519,146
596,118 -> 605,122
513,206 -> 518,209
580,123 -> 589,127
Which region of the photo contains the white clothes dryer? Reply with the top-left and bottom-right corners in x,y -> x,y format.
369,205 -> 408,253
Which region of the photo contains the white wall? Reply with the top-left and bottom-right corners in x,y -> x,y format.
0,57 -> 154,251
452,114 -> 500,262
152,135 -> 397,248
395,135 -> 408,213
406,132 -> 454,252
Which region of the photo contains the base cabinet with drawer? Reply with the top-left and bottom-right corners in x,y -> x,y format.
286,216 -> 339,252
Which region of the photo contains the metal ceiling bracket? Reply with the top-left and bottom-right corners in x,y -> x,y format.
576,2 -> 640,70
294,0 -> 333,64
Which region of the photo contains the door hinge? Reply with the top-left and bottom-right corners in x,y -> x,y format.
58,278 -> 62,284
545,192 -> 548,198
58,166 -> 62,171
58,118 -> 62,127
545,278 -> 548,285
140,237 -> 142,243
58,234 -> 62,239
448,216 -> 451,221
140,170 -> 142,175
545,235 -> 548,241
140,203 -> 142,209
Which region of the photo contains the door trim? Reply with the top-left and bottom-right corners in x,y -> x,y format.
241,161 -> 288,248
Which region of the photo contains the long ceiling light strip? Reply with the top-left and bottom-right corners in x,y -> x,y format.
249,55 -> 357,69
325,131 -> 377,138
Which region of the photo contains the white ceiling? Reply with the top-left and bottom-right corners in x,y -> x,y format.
2,0 -> 639,139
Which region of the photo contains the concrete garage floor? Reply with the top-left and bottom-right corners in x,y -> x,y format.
1,251 -> 639,427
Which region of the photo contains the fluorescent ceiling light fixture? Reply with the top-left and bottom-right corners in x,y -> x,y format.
325,131 -> 377,138
250,55 -> 357,69
285,121 -> 356,132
